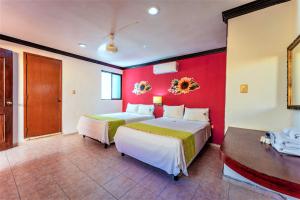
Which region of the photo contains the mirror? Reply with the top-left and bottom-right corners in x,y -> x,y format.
288,35 -> 300,110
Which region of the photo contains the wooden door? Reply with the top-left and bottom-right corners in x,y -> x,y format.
0,48 -> 13,150
24,53 -> 62,138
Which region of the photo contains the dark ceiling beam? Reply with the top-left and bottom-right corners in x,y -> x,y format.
125,47 -> 226,69
222,0 -> 290,24
0,34 -> 123,70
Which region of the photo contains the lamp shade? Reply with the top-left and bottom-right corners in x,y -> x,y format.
153,96 -> 162,104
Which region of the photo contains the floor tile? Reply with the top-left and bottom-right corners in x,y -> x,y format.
138,170 -> 171,195
61,177 -> 101,200
0,153 -> 10,172
120,185 -> 159,200
228,183 -> 275,200
192,178 -> 229,200
122,163 -> 152,183
80,187 -> 116,200
159,177 -> 200,200
17,175 -> 64,200
0,171 -> 20,200
103,174 -> 136,198
0,134 -> 283,200
87,165 -> 121,185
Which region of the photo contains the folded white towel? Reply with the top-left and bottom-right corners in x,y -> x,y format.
283,142 -> 300,149
284,142 -> 300,147
289,130 -> 300,140
274,130 -> 300,145
274,145 -> 300,156
269,131 -> 300,156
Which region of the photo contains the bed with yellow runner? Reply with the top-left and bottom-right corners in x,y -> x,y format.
77,112 -> 154,147
114,117 -> 211,177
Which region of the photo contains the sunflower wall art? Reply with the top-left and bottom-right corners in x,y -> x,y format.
168,77 -> 200,95
132,81 -> 152,95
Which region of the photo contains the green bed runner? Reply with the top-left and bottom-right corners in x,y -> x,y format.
124,122 -> 195,164
86,115 -> 125,143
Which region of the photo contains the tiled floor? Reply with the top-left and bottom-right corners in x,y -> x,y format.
0,134 -> 283,200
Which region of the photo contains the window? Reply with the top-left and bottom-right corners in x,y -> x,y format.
101,71 -> 122,100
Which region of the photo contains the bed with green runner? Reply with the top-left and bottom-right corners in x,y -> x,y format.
114,117 -> 211,178
77,112 -> 154,148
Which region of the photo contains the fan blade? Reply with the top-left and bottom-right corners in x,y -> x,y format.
115,21 -> 139,35
100,20 -> 139,42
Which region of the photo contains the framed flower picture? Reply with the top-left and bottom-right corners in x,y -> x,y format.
132,81 -> 152,95
168,77 -> 200,95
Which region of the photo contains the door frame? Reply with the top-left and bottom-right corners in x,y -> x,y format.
23,52 -> 62,138
0,48 -> 13,150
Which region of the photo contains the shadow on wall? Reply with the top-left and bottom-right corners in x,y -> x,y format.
293,111 -> 300,129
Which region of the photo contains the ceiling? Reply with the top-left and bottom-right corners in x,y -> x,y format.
0,0 -> 251,67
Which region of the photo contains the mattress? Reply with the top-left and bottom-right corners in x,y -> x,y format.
77,112 -> 154,144
114,117 -> 211,176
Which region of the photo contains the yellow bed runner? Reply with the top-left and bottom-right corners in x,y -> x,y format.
124,122 -> 195,164
86,115 -> 125,143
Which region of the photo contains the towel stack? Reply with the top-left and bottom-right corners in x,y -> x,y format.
269,128 -> 300,157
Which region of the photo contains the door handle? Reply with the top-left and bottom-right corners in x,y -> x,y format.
6,101 -> 13,105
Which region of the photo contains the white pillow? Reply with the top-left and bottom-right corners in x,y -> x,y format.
126,103 -> 139,113
163,105 -> 184,119
137,104 -> 154,115
183,108 -> 209,122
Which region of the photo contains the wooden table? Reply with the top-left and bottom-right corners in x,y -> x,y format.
221,127 -> 300,198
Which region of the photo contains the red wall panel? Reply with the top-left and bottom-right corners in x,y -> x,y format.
122,52 -> 226,144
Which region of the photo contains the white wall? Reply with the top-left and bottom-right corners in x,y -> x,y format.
0,40 -> 123,144
226,0 -> 300,131
293,0 -> 300,129
298,0 -> 300,34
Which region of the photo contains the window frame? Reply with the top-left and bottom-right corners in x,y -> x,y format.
101,70 -> 122,100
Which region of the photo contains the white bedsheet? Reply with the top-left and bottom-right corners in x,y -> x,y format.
114,117 -> 211,176
77,112 -> 154,144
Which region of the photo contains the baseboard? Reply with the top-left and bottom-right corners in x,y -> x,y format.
62,132 -> 78,135
25,132 -> 61,141
209,143 -> 221,148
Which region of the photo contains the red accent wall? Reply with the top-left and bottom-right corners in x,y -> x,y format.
122,52 -> 226,144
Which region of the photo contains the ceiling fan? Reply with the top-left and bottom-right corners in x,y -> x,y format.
101,21 -> 139,53
106,33 -> 118,53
